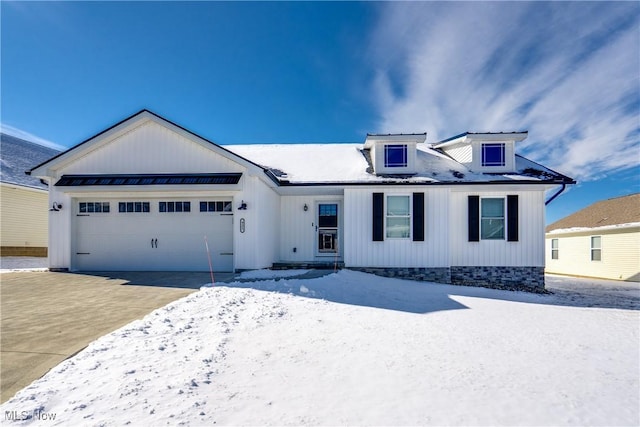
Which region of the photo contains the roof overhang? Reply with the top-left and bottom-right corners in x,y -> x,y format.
364,133 -> 427,149
54,173 -> 242,187
434,132 -> 528,149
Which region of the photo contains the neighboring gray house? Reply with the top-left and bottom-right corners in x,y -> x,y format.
28,110 -> 574,291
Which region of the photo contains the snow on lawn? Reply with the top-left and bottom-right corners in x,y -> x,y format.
2,270 -> 638,426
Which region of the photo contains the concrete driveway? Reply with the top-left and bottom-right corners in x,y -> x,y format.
1,271 -> 233,403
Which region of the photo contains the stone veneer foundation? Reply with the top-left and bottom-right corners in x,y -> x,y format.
348,266 -> 546,293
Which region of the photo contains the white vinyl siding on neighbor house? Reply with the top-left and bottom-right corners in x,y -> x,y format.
545,227 -> 640,281
551,238 -> 559,260
450,188 -> 545,267
0,183 -> 49,249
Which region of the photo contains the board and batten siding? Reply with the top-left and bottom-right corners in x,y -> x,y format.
234,175 -> 280,270
343,187 -> 449,268
279,195 -> 344,262
56,121 -> 244,176
0,183 -> 49,253
545,228 -> 640,281
449,188 -> 546,267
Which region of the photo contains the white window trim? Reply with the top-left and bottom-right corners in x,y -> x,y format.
590,236 -> 602,262
384,144 -> 408,168
551,238 -> 559,260
480,197 -> 506,240
481,143 -> 506,167
385,194 -> 412,239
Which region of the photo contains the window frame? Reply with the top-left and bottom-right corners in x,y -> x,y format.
480,197 -> 505,240
384,144 -> 408,168
590,236 -> 602,261
78,201 -> 110,214
481,143 -> 506,167
118,201 -> 150,213
199,201 -> 233,212
385,194 -> 411,239
551,238 -> 559,260
159,201 -> 191,213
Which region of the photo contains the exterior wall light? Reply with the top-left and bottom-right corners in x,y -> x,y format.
50,202 -> 62,212
238,200 -> 248,210
303,203 -> 308,211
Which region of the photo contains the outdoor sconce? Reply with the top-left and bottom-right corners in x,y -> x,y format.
238,200 -> 248,210
303,203 -> 308,212
50,202 -> 62,212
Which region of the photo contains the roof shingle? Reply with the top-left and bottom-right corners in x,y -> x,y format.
546,193 -> 640,232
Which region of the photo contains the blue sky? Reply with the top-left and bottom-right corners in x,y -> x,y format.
1,1 -> 638,224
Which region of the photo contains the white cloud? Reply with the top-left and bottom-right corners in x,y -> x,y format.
368,2 -> 639,181
0,123 -> 66,151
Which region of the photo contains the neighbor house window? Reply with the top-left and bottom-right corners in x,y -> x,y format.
199,201 -> 232,212
551,239 -> 559,260
482,143 -> 505,167
384,144 -> 408,168
481,198 -> 505,239
159,201 -> 191,213
591,236 -> 601,261
386,195 -> 410,238
79,202 -> 110,213
118,202 -> 150,213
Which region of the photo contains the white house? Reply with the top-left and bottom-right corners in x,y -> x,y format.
1,133 -> 59,256
546,193 -> 640,282
28,110 -> 575,291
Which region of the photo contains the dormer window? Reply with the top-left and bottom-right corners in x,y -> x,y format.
384,144 -> 408,168
481,143 -> 505,167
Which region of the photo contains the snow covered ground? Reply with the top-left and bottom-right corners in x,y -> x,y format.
1,270 -> 638,426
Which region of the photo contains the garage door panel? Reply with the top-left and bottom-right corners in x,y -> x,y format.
73,198 -> 234,272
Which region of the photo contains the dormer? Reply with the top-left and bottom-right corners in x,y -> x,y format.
364,133 -> 427,176
433,131 -> 527,173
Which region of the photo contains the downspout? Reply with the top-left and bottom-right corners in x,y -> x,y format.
545,183 -> 566,205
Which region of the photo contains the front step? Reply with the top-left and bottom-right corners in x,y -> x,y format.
272,262 -> 345,270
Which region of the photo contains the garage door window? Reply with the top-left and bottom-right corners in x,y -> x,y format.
159,201 -> 191,213
79,202 -> 110,213
200,201 -> 232,212
119,202 -> 150,213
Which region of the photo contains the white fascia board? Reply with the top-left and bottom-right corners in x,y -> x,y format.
364,133 -> 426,149
434,132 -> 528,149
546,222 -> 640,236
0,181 -> 48,194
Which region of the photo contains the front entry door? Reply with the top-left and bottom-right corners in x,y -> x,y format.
317,203 -> 339,257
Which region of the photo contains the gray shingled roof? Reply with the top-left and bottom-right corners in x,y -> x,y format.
546,193 -> 640,232
1,133 -> 60,190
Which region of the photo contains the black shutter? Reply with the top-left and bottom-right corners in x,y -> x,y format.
373,193 -> 384,241
413,192 -> 425,241
507,195 -> 519,242
468,195 -> 480,242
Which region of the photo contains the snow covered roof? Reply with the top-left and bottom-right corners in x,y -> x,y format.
434,131 -> 528,148
546,193 -> 640,233
1,133 -> 60,190
226,143 -> 573,185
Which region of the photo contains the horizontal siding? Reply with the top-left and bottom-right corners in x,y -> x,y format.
0,185 -> 49,247
546,229 -> 640,281
449,188 -> 545,267
343,187 -> 449,268
60,121 -> 243,175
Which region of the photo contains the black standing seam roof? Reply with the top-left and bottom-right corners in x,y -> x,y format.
54,173 -> 242,186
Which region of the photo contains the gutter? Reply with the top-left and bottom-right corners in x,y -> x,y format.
545,183 -> 567,205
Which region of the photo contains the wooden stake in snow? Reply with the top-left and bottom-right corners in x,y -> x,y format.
204,236 -> 215,285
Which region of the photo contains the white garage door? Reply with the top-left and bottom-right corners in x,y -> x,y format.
73,198 -> 234,271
